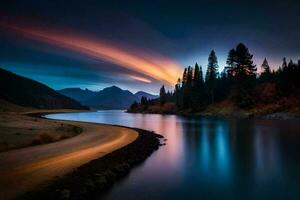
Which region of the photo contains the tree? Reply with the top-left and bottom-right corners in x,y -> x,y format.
233,43 -> 257,77
282,57 -> 287,69
182,66 -> 193,108
191,63 -> 205,109
129,101 -> 138,111
194,63 -> 201,85
259,58 -> 273,83
174,78 -> 182,107
141,96 -> 148,105
182,68 -> 188,87
261,58 -> 271,74
199,65 -> 204,83
205,50 -> 219,81
225,48 -> 236,76
205,50 -> 219,104
231,43 -> 257,107
159,85 -> 166,105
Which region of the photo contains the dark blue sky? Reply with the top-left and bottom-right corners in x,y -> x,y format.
0,0 -> 299,93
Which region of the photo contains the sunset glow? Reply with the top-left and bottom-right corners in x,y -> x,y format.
127,75 -> 152,83
3,24 -> 182,85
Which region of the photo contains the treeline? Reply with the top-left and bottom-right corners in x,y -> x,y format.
129,43 -> 300,113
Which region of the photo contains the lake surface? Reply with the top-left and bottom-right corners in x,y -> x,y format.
47,111 -> 300,200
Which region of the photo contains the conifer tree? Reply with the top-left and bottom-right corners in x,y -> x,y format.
192,63 -> 205,109
233,43 -> 257,77
174,78 -> 182,107
205,50 -> 219,81
199,65 -> 204,84
232,43 -> 257,107
261,58 -> 271,74
183,66 -> 193,108
194,63 -> 201,85
159,85 -> 166,105
282,57 -> 287,69
205,50 -> 219,104
182,68 -> 188,87
225,48 -> 236,76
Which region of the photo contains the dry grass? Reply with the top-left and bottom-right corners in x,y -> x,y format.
0,112 -> 82,152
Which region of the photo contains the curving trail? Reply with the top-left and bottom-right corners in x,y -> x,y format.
0,119 -> 138,200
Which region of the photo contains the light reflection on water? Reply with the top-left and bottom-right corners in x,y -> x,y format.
47,111 -> 300,200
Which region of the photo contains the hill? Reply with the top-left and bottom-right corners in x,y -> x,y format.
0,68 -> 88,110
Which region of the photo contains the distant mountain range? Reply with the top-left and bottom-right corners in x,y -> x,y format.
0,68 -> 87,110
58,86 -> 158,110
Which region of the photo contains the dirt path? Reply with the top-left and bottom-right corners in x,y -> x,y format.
0,119 -> 138,200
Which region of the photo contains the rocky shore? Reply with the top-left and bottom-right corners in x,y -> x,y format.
22,128 -> 163,200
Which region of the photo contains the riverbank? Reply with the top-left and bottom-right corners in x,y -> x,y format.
0,110 -> 145,199
128,100 -> 300,120
22,127 -> 163,200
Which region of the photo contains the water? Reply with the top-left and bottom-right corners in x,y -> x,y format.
47,110 -> 300,200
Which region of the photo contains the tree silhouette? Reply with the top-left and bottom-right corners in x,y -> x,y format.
205,50 -> 218,104
261,58 -> 270,74
159,85 -> 166,105
129,43 -> 300,114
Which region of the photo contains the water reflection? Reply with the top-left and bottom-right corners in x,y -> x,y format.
47,112 -> 300,200
254,124 -> 281,183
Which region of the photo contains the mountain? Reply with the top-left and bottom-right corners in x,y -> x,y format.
0,68 -> 88,110
58,86 -> 158,110
134,91 -> 158,101
57,88 -> 95,102
85,86 -> 136,109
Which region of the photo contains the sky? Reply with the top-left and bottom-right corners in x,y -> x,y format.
0,0 -> 299,94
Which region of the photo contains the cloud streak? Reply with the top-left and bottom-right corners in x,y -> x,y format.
2,23 -> 182,85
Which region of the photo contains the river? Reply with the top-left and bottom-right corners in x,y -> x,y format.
47,110 -> 300,200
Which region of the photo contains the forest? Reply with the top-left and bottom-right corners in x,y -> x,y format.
129,43 -> 300,116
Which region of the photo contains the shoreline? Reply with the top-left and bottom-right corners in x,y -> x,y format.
1,110 -> 149,200
127,110 -> 300,120
22,127 -> 163,200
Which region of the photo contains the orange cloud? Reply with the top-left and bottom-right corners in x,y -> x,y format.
127,75 -> 152,83
3,23 -> 182,85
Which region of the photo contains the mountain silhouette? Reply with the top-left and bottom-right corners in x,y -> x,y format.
58,86 -> 158,110
0,68 -> 88,110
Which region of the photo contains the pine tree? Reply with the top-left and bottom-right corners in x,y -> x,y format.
260,58 -> 272,83
192,63 -> 205,109
199,65 -> 204,83
194,63 -> 200,85
186,66 -> 193,86
282,57 -> 287,69
225,48 -> 236,76
205,50 -> 219,104
182,68 -> 188,87
182,66 -> 193,108
233,43 -> 257,77
174,78 -> 182,107
231,43 -> 257,107
261,58 -> 271,74
205,50 -> 219,82
141,96 -> 148,105
159,85 -> 166,105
